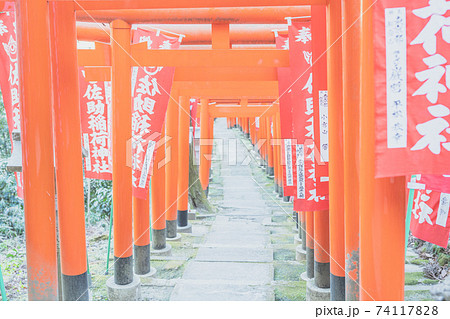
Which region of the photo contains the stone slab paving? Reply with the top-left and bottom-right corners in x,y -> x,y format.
196,246 -> 273,263
170,118 -> 275,301
182,261 -> 273,283
170,282 -> 274,301
168,118 -> 440,302
203,230 -> 269,247
170,119 -> 441,302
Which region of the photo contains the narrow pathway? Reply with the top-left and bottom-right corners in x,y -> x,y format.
171,118 -> 276,301
168,118 -> 440,301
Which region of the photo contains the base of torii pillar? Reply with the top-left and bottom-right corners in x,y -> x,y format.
106,275 -> 141,301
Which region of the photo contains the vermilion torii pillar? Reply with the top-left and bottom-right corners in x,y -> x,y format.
360,0 -> 405,300
310,4 -> 330,297
133,194 -> 150,275
259,115 -> 267,168
342,0 -> 361,301
273,108 -> 283,197
16,0 -> 58,301
109,19 -> 135,287
199,98 -> 211,196
249,117 -> 256,145
313,210 -> 330,289
208,116 -> 215,183
49,1 -> 89,300
177,96 -> 191,231
264,116 -> 274,177
243,117 -> 250,138
327,0 -> 346,301
165,89 -> 180,239
305,211 -> 315,279
152,124 -> 169,252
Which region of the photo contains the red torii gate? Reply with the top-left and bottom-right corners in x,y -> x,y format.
75,19 -> 283,300
76,6 -> 310,24
5,0 -> 406,302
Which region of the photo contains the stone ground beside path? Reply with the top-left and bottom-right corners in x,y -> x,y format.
84,118 -> 441,301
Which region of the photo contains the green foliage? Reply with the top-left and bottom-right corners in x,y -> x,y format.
84,178 -> 112,225
0,92 -> 112,237
437,253 -> 450,267
0,94 -> 24,239
0,95 -> 11,159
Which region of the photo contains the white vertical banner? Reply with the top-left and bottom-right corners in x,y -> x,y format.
385,7 -> 407,149
284,139 -> 294,186
436,192 -> 450,227
138,141 -> 156,188
318,90 -> 329,162
296,144 -> 305,199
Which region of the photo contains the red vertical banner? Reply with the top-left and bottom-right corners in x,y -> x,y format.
289,20 -> 328,212
374,0 -> 450,177
0,7 -> 23,198
419,174 -> 450,193
312,5 -> 329,197
79,68 -> 113,180
275,32 -> 295,196
131,28 -> 181,199
410,187 -> 450,248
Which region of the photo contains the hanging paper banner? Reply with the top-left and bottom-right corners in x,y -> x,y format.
417,174 -> 450,193
0,7 -> 23,198
410,187 -> 450,248
79,68 -> 113,180
131,28 -> 180,199
275,33 -> 295,196
289,20 -> 328,211
374,0 -> 450,177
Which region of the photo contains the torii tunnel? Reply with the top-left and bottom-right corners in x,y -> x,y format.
0,0 -> 447,304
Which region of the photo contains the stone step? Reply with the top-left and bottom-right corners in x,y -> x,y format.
196,246 -> 273,263
170,282 -> 274,301
181,261 -> 273,283
204,230 -> 269,247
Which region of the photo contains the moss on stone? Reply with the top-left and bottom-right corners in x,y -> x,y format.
164,260 -> 184,270
150,260 -> 185,279
271,234 -> 294,245
274,281 -> 307,301
410,258 -> 428,266
274,249 -> 296,261
423,278 -> 439,285
404,272 -> 424,285
437,253 -> 450,267
274,261 -> 305,281
90,274 -> 109,301
404,289 -> 433,301
272,216 -> 287,223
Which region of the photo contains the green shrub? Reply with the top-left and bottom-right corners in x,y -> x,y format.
84,178 -> 112,225
0,95 -> 24,239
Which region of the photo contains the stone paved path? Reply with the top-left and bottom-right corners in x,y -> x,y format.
170,118 -> 276,301
162,117 -> 440,302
